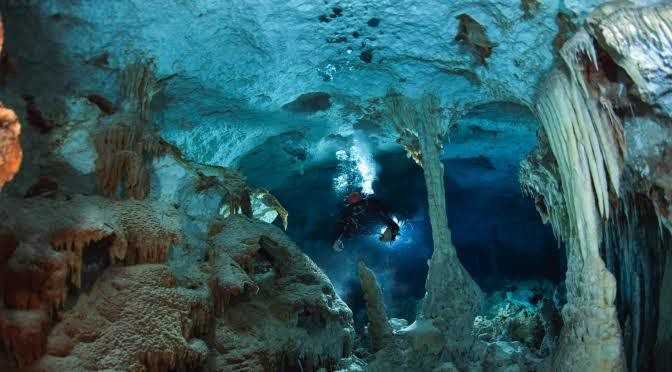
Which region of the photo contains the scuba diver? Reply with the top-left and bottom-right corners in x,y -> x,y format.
332,191 -> 400,252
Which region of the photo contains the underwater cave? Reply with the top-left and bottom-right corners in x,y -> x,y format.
0,1 -> 671,371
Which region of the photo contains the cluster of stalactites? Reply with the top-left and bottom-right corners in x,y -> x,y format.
534,25 -> 629,372
93,120 -> 163,200
119,60 -> 160,122
539,31 -> 626,232
205,167 -> 256,220
50,229 -> 112,289
93,60 -> 164,200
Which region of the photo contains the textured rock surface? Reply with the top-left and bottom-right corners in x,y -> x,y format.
357,262 -> 392,352
0,194 -> 353,371
0,17 -> 21,191
207,215 -> 355,372
39,264 -> 210,371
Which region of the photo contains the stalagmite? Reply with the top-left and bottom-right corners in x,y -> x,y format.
357,262 -> 392,352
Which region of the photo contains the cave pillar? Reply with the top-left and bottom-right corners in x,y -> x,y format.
416,95 -> 482,333
536,68 -> 626,371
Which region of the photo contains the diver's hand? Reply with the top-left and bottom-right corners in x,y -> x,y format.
379,227 -> 399,242
332,239 -> 344,252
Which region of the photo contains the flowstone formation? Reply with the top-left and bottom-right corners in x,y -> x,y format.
521,3 -> 672,371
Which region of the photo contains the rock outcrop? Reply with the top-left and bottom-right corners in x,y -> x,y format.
0,103 -> 20,191
0,194 -> 181,367
38,264 -> 210,371
0,192 -> 353,371
0,49 -> 352,370
207,216 -> 354,372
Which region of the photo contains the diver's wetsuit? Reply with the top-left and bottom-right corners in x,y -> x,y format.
333,197 -> 400,241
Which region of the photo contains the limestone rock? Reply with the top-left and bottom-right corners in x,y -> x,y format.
38,264 -> 210,371
208,215 -> 355,372
357,262 -> 392,352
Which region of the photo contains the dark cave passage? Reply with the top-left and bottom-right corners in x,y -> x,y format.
245,148 -> 565,328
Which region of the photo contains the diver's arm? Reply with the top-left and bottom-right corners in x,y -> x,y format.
369,198 -> 399,240
332,208 -> 352,251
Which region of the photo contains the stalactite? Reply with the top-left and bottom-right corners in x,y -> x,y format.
119,60 -> 160,122
519,129 -> 570,242
199,167 -> 261,220
93,123 -> 162,199
384,89 -> 427,167
50,229 -> 111,288
93,60 -> 164,199
357,262 -> 392,352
